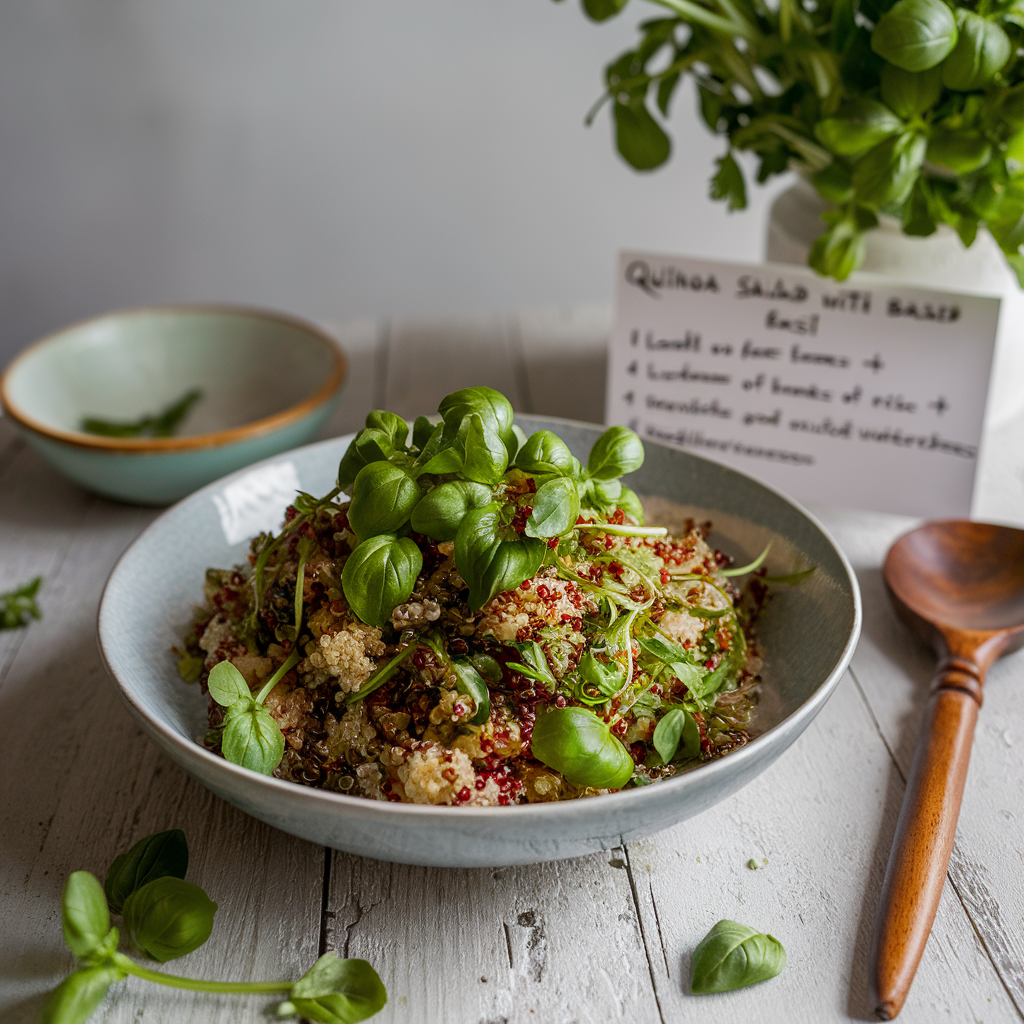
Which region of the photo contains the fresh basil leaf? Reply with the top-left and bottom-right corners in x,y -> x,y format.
0,575 -> 42,629
412,415 -> 435,450
206,660 -> 252,708
583,0 -> 629,21
506,640 -> 557,685
122,877 -> 218,963
39,964 -> 126,1024
460,413 -> 509,485
690,919 -> 787,993
417,445 -> 464,476
221,702 -> 286,775
364,410 -> 409,451
62,872 -> 111,958
410,480 -> 492,541
508,423 -> 527,462
516,430 -> 574,476
577,649 -> 625,697
870,0 -> 958,72
699,626 -> 747,699
814,99 -> 904,156
287,953 -> 388,1024
811,163 -> 854,204
652,707 -> 701,763
614,98 -> 671,171
348,462 -> 422,541
808,212 -> 869,280
880,64 -> 943,119
852,131 -> 926,208
526,478 -> 580,538
709,151 -> 746,211
451,658 -> 492,725
530,706 -> 634,789
342,534 -> 423,628
926,130 -> 991,172
941,11 -> 1010,91
587,425 -> 645,480
337,428 -> 391,492
616,486 -> 645,524
104,829 -> 189,914
438,386 -> 515,448
454,506 -> 545,610
469,653 -> 503,683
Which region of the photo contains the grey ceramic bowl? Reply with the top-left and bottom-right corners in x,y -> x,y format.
0,305 -> 346,504
98,417 -> 861,867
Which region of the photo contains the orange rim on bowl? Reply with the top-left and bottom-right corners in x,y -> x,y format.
0,304 -> 347,452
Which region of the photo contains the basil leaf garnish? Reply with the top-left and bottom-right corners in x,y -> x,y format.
347,462 -> 421,541
410,480 -> 492,541
690,919 -> 786,993
652,707 -> 701,764
454,506 -> 545,610
342,534 -> 423,628
525,478 -> 580,539
586,425 -> 645,480
530,706 -> 634,789
451,658 -> 492,725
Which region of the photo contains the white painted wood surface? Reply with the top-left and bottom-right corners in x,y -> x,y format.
2,309 -> 1023,1024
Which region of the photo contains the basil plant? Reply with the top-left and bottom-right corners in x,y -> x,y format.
558,0 -> 1024,283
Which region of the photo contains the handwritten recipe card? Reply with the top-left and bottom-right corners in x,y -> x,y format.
606,252 -> 1001,517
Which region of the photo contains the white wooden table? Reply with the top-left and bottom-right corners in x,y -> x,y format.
2,307 -> 1023,1024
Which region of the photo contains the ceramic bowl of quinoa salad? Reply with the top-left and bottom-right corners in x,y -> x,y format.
100,389 -> 861,867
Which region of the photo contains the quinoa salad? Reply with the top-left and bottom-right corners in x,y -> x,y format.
177,387 -> 768,806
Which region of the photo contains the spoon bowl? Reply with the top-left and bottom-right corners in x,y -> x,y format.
871,519 -> 1024,1020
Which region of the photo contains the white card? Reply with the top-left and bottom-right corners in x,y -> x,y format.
606,252 -> 1000,518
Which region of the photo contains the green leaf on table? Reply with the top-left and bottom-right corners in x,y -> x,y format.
709,152 -> 747,211
284,953 -> 388,1024
870,0 -> 959,72
38,964 -> 127,1024
690,919 -> 787,993
62,872 -> 112,958
104,829 -> 189,914
121,877 -> 217,963
0,575 -> 42,630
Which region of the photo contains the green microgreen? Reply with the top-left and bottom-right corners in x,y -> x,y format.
0,575 -> 42,629
81,389 -> 203,438
42,830 -> 387,1024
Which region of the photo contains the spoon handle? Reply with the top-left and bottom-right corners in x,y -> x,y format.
870,660 -> 982,1020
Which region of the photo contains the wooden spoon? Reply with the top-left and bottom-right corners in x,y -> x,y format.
871,520 -> 1024,1020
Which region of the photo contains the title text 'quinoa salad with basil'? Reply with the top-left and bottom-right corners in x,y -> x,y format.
177,387 -> 772,806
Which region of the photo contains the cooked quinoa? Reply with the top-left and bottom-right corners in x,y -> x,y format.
181,502 -> 763,806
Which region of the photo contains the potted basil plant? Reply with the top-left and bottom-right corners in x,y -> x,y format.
558,0 -> 1024,422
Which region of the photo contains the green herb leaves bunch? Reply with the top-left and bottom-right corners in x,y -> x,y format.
1,575 -> 42,629
559,0 -> 1024,284
41,829 -> 387,1024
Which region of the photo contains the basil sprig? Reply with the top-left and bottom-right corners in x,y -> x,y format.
334,385 -> 653,628
690,919 -> 787,993
104,829 -> 188,913
43,829 -> 388,1024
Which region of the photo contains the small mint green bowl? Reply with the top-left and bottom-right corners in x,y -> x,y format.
0,305 -> 346,504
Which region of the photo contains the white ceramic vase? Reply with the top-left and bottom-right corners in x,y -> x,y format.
766,177 -> 1024,428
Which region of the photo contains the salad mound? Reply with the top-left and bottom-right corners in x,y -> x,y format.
178,386 -> 765,805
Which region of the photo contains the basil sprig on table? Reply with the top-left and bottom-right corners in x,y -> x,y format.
690,919 -> 787,993
42,830 -> 387,1024
337,387 -> 648,621
0,575 -> 42,630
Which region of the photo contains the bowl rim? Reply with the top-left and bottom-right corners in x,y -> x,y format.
0,303 -> 347,453
98,420 -> 863,823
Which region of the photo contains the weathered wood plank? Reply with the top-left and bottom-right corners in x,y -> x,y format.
0,447 -> 324,1023
382,316 -> 525,419
325,849 -> 662,1024
627,670 -> 1021,1023
516,305 -> 609,425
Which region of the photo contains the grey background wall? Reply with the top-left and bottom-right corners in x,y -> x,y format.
0,0 -> 789,367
